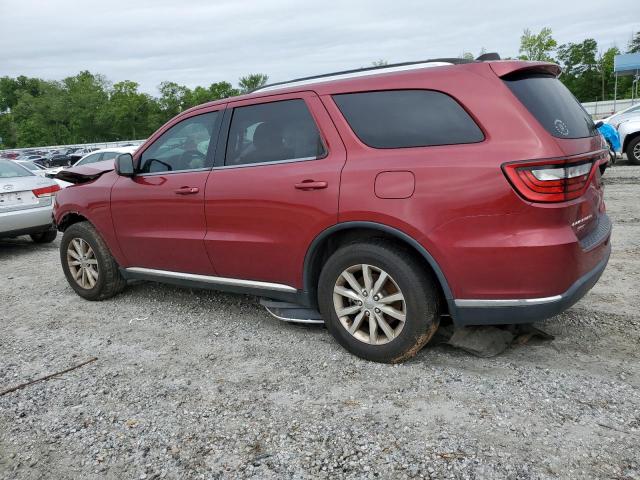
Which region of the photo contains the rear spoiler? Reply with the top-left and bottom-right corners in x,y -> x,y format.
489,61 -> 561,78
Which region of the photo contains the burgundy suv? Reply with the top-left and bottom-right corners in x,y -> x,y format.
54,58 -> 611,363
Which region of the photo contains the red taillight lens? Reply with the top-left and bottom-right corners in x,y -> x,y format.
32,184 -> 61,198
502,154 -> 604,203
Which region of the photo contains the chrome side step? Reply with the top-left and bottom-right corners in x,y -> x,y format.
260,299 -> 324,324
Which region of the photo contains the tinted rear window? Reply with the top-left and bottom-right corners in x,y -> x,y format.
504,74 -> 596,139
332,90 -> 484,149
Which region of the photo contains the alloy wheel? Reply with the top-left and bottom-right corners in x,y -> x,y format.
66,238 -> 99,289
332,264 -> 406,345
634,142 -> 640,162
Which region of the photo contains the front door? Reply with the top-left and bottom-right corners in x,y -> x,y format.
204,92 -> 346,288
111,108 -> 223,275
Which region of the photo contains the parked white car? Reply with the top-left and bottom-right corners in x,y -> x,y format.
618,118 -> 640,165
46,145 -> 139,186
0,159 -> 60,242
603,103 -> 640,128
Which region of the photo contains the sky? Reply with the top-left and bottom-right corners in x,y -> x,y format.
0,0 -> 638,95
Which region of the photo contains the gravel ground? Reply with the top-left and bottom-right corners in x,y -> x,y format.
1,162 -> 639,480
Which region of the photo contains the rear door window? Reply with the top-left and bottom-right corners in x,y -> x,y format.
224,99 -> 326,166
332,90 -> 484,148
503,73 -> 596,139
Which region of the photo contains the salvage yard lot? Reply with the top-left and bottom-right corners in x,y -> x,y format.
1,165 -> 639,479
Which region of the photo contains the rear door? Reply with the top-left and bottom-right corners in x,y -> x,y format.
203,91 -> 346,288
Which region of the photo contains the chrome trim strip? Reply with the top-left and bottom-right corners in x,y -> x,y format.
454,295 -> 563,308
212,155 -> 320,170
124,267 -> 297,292
136,167 -> 211,177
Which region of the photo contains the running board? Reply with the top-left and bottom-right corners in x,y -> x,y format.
260,299 -> 324,324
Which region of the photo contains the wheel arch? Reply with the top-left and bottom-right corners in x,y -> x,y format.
303,221 -> 454,312
56,211 -> 90,232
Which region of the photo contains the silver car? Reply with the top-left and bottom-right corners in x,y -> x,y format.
0,159 -> 59,242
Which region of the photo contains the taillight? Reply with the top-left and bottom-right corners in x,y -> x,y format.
502,153 -> 605,203
32,184 -> 61,198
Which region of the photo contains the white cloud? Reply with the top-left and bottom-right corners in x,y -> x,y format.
0,0 -> 637,94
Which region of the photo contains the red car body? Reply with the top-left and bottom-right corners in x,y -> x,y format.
54,59 -> 611,326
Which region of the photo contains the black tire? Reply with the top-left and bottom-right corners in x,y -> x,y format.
60,221 -> 127,300
318,240 -> 440,363
30,229 -> 57,243
626,136 -> 640,165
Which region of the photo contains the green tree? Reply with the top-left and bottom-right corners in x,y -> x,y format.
372,59 -> 388,66
102,81 -> 158,140
185,81 -> 239,108
556,39 -> 601,101
157,81 -> 190,121
238,74 -> 269,93
62,71 -> 110,143
519,27 -> 557,62
0,113 -> 16,147
628,31 -> 640,53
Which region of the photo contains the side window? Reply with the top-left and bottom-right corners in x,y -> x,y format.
140,111 -> 220,173
333,90 -> 484,148
225,99 -> 326,167
76,152 -> 102,166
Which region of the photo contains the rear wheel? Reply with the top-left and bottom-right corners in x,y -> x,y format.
318,241 -> 440,363
626,136 -> 640,165
30,229 -> 57,243
60,222 -> 127,300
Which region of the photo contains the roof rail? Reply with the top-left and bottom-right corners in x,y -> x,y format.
253,54 -> 501,93
253,58 -> 474,93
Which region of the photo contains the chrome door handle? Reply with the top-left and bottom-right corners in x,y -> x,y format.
175,186 -> 200,195
294,180 -> 328,190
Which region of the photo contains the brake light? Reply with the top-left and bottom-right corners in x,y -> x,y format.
32,184 -> 61,198
502,154 -> 604,203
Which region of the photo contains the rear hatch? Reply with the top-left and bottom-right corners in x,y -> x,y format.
495,64 -> 606,241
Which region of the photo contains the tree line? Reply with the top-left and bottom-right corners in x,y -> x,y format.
1,29 -> 639,149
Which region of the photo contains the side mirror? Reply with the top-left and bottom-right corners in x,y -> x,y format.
115,153 -> 135,177
595,121 -> 604,128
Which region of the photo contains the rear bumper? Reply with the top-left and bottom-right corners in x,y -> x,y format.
451,241 -> 611,326
0,205 -> 54,237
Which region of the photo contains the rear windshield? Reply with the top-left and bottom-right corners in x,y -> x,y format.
0,160 -> 32,178
504,74 -> 596,139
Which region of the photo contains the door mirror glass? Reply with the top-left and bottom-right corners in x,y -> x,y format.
115,153 -> 135,176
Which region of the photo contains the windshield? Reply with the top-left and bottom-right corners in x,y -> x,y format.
0,160 -> 33,178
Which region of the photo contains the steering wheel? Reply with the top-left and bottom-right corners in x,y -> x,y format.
180,149 -> 206,169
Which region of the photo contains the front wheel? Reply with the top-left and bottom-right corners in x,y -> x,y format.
60,221 -> 127,300
626,136 -> 640,165
318,241 -> 440,363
